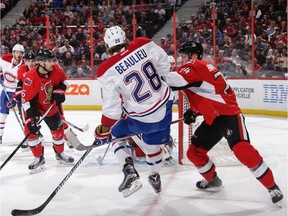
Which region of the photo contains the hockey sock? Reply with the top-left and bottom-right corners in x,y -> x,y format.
30,144 -> 44,157
187,144 -> 216,182
112,140 -> 133,166
53,144 -> 64,154
233,141 -> 275,189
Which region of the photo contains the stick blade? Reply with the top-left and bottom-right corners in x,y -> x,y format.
11,208 -> 40,216
96,156 -> 103,165
65,131 -> 87,151
81,124 -> 89,132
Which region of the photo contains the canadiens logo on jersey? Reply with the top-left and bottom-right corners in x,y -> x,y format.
180,67 -> 190,74
4,72 -> 16,83
41,81 -> 53,104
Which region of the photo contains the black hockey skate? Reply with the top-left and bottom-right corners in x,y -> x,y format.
28,155 -> 45,174
118,157 -> 142,197
0,135 -> 2,144
196,173 -> 222,189
269,184 -> 284,206
55,152 -> 74,165
148,173 -> 162,193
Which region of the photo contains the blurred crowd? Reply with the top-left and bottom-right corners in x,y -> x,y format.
0,0 -> 287,79
169,0 -> 287,78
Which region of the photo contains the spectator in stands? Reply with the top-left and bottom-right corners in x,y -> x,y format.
59,39 -> 75,54
254,58 -> 262,71
275,47 -> 287,72
62,51 -> 73,66
73,67 -> 90,78
255,48 -> 266,66
262,55 -> 275,71
158,37 -> 170,52
95,40 -> 106,58
64,28 -> 73,40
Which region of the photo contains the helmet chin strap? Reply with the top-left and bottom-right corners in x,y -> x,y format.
39,61 -> 50,75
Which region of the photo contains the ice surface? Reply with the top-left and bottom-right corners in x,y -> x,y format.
0,111 -> 287,216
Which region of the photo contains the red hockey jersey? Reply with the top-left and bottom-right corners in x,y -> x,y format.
22,64 -> 67,117
165,59 -> 241,125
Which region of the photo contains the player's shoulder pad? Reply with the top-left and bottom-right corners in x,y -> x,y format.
23,67 -> 37,86
1,54 -> 13,62
129,37 -> 152,48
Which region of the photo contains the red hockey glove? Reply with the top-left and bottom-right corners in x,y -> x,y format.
6,101 -> 14,108
183,109 -> 200,125
12,87 -> 22,102
25,117 -> 41,135
93,125 -> 112,146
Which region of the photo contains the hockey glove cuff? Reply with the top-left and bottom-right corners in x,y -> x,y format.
94,125 -> 112,146
52,88 -> 65,105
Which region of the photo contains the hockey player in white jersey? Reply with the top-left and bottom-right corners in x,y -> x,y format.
93,26 -> 175,197
0,44 -> 24,144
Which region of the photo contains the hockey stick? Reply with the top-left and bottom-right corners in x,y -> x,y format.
62,119 -> 89,132
96,142 -> 111,165
71,117 -> 185,151
3,88 -> 24,131
94,117 -> 185,165
0,104 -> 54,171
11,147 -> 93,216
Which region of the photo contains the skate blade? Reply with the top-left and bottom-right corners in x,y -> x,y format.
275,200 -> 283,208
122,179 -> 142,197
57,160 -> 74,166
29,165 -> 45,174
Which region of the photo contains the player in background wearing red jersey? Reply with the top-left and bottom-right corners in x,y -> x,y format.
22,48 -> 74,174
17,52 -> 74,149
164,41 -> 283,205
93,26 -> 175,197
0,44 -> 24,144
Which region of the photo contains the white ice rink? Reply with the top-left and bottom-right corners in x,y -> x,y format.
0,111 -> 287,216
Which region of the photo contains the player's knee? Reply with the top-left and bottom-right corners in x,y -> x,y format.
187,144 -> 209,167
51,129 -> 64,140
232,141 -> 263,168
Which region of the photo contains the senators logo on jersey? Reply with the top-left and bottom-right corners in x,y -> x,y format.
42,81 -> 53,104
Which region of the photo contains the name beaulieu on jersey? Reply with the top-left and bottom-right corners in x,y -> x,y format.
114,48 -> 148,74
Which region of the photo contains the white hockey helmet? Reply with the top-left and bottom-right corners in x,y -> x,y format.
104,26 -> 126,49
168,55 -> 175,64
12,44 -> 25,53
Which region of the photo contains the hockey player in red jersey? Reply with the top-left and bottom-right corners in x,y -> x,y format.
0,44 -> 24,144
17,52 -> 74,149
93,26 -> 175,197
164,41 -> 283,205
21,48 -> 74,173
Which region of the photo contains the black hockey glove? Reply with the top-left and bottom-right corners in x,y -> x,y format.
52,83 -> 66,105
184,109 -> 198,125
25,117 -> 41,135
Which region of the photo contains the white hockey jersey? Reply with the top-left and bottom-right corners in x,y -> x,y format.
0,54 -> 24,92
97,37 -> 174,125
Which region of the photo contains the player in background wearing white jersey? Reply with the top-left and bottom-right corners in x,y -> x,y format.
93,26 -> 175,197
164,41 -> 283,205
0,44 -> 24,144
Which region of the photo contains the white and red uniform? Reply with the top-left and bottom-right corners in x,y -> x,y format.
0,54 -> 24,91
0,54 -> 24,138
97,37 -> 174,126
97,37 -> 175,175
